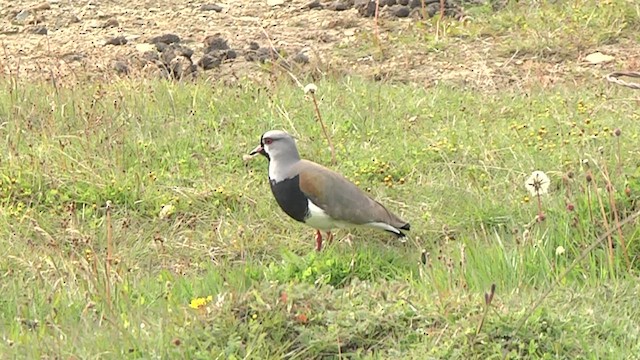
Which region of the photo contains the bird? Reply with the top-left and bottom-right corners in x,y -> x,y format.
249,130 -> 410,251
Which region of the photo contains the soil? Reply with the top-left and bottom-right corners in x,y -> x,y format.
0,0 -> 636,89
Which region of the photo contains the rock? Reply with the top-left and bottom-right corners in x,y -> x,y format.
305,0 -> 323,9
61,52 -> 84,62
135,43 -> 157,53
409,0 -> 423,9
248,41 -> 260,51
105,36 -> 127,46
103,18 -> 119,28
292,51 -> 309,64
204,35 -> 230,52
390,4 -> 410,17
164,57 -> 197,81
328,1 -> 352,11
161,48 -> 177,64
155,42 -> 168,52
397,0 -> 409,5
14,10 -> 31,23
200,3 -> 223,11
29,25 -> 48,35
356,0 -> 377,16
66,14 -> 81,24
203,36 -> 236,62
148,33 -> 180,45
425,2 -> 440,17
29,2 -> 52,11
141,50 -> 160,62
113,61 -> 130,75
158,45 -> 193,67
176,45 -> 194,59
584,52 -> 614,65
197,54 -> 221,70
381,0 -> 396,6
256,47 -> 279,63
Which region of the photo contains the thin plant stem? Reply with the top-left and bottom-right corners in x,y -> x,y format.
595,186 -> 615,274
105,201 -> 113,311
601,165 -> 630,269
536,192 -> 543,220
309,93 -> 336,165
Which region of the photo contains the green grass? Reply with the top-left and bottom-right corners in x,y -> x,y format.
2,1 -> 640,359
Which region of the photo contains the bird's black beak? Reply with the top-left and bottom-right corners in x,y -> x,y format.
249,144 -> 264,156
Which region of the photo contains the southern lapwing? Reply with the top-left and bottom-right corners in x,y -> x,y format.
249,130 -> 410,251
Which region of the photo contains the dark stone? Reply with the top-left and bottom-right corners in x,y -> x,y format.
155,42 -> 168,52
102,18 -> 119,28
258,47 -> 279,62
292,52 -> 309,64
105,36 -> 127,46
397,0 -> 409,5
248,41 -> 260,51
62,53 -> 84,62
245,47 -> 279,63
174,45 -> 194,59
148,33 -> 180,45
197,54 -> 221,70
141,51 -> 160,62
199,3 -> 223,11
390,4 -> 410,17
409,0 -> 422,9
357,0 -> 377,17
204,37 -> 230,53
306,0 -> 323,9
426,2 -> 440,16
161,48 -> 177,65
183,64 -> 199,78
113,61 -> 129,75
224,49 -> 237,60
381,0 -> 396,6
329,1 -> 352,11
29,25 -> 48,35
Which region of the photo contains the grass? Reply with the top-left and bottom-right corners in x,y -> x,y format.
2,0 -> 640,359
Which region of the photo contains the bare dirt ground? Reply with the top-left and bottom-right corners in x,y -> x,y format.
1,0 -> 637,89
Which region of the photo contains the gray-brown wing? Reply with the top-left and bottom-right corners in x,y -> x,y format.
293,160 -> 407,228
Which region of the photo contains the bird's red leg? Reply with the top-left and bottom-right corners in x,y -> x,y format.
315,230 -> 323,252
326,232 -> 333,244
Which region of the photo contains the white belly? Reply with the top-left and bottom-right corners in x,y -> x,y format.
304,200 -> 403,235
304,200 -> 351,231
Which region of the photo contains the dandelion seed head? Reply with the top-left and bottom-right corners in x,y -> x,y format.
525,171 -> 550,196
304,83 -> 317,94
555,246 -> 565,256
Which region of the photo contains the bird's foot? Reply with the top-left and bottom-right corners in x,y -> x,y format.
315,230 -> 323,252
326,232 -> 333,244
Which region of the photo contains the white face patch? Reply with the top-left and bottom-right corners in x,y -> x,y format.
268,161 -> 291,182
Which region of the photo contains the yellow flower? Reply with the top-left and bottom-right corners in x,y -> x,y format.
189,295 -> 213,309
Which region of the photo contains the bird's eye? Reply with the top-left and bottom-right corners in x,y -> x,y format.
263,138 -> 273,145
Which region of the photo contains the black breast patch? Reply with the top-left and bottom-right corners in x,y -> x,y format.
270,176 -> 309,223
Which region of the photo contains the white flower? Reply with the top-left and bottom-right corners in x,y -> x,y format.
158,204 -> 175,219
555,246 -> 565,256
304,83 -> 317,94
525,171 -> 550,196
